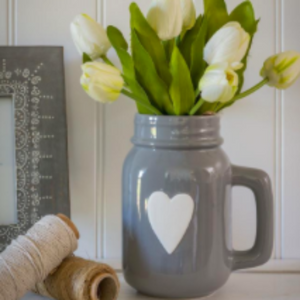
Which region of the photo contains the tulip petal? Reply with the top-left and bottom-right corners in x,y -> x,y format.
81,61 -> 124,103
235,29 -> 251,62
147,0 -> 183,41
200,63 -> 238,103
200,68 -> 227,87
204,26 -> 241,65
231,62 -> 244,70
261,50 -> 300,89
180,0 -> 196,30
204,22 -> 250,67
70,14 -> 111,60
202,84 -> 226,103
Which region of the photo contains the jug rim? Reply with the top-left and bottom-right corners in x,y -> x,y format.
132,113 -> 223,149
135,113 -> 220,119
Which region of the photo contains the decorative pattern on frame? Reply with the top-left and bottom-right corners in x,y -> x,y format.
0,47 -> 70,252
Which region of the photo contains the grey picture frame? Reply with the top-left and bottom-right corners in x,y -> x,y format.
0,47 -> 70,252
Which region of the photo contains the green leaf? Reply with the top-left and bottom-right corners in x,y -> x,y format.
179,15 -> 203,67
130,2 -> 172,86
190,17 -> 208,90
163,39 -> 175,62
131,29 -> 174,115
82,53 -> 92,64
107,26 -> 134,78
106,25 -> 128,51
229,1 -> 259,94
204,0 -> 228,39
169,46 -> 195,115
107,26 -> 152,114
229,0 -> 258,35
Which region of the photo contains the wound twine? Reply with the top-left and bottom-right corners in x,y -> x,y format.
0,215 -> 78,300
35,256 -> 120,300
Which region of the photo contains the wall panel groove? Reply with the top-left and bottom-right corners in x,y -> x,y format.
96,0 -> 106,260
274,0 -> 284,259
280,0 -> 285,260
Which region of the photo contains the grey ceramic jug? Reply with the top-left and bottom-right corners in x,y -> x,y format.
122,114 -> 273,298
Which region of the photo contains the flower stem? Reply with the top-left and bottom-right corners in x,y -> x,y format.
101,55 -> 114,66
163,40 -> 175,61
189,98 -> 205,116
121,89 -> 163,115
232,78 -> 269,102
180,30 -> 187,41
217,79 -> 269,112
216,102 -> 224,111
194,87 -> 200,98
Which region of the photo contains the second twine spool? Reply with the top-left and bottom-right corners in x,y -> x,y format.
37,214 -> 120,300
35,256 -> 120,300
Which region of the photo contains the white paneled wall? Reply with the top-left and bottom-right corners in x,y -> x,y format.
1,0 -> 300,261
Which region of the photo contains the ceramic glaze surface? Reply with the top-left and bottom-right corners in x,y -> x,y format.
122,115 -> 274,298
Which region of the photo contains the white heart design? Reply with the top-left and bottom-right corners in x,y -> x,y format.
148,192 -> 194,254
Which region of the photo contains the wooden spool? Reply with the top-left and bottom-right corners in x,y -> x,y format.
90,273 -> 120,300
57,214 -> 80,239
54,214 -> 119,300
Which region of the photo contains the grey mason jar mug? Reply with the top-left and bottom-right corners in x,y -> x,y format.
122,114 -> 273,298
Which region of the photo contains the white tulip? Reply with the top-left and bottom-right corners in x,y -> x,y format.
260,51 -> 300,89
181,0 -> 196,31
204,22 -> 250,70
81,62 -> 124,103
147,0 -> 183,41
199,63 -> 239,103
71,14 -> 111,60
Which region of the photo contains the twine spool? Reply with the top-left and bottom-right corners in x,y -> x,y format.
0,214 -> 79,300
35,256 -> 120,300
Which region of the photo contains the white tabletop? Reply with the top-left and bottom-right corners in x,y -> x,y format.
22,271 -> 300,300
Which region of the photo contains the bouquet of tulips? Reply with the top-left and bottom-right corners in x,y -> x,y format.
71,0 -> 300,116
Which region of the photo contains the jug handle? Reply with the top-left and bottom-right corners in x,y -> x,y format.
231,165 -> 274,271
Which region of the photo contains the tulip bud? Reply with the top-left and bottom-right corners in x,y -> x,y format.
204,22 -> 250,70
199,63 -> 239,103
81,62 -> 124,103
260,51 -> 300,89
181,0 -> 196,31
71,14 -> 111,60
147,0 -> 183,41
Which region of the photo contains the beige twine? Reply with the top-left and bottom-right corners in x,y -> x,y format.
0,215 -> 78,300
35,256 -> 120,300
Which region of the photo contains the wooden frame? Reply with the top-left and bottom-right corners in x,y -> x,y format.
0,47 -> 70,251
